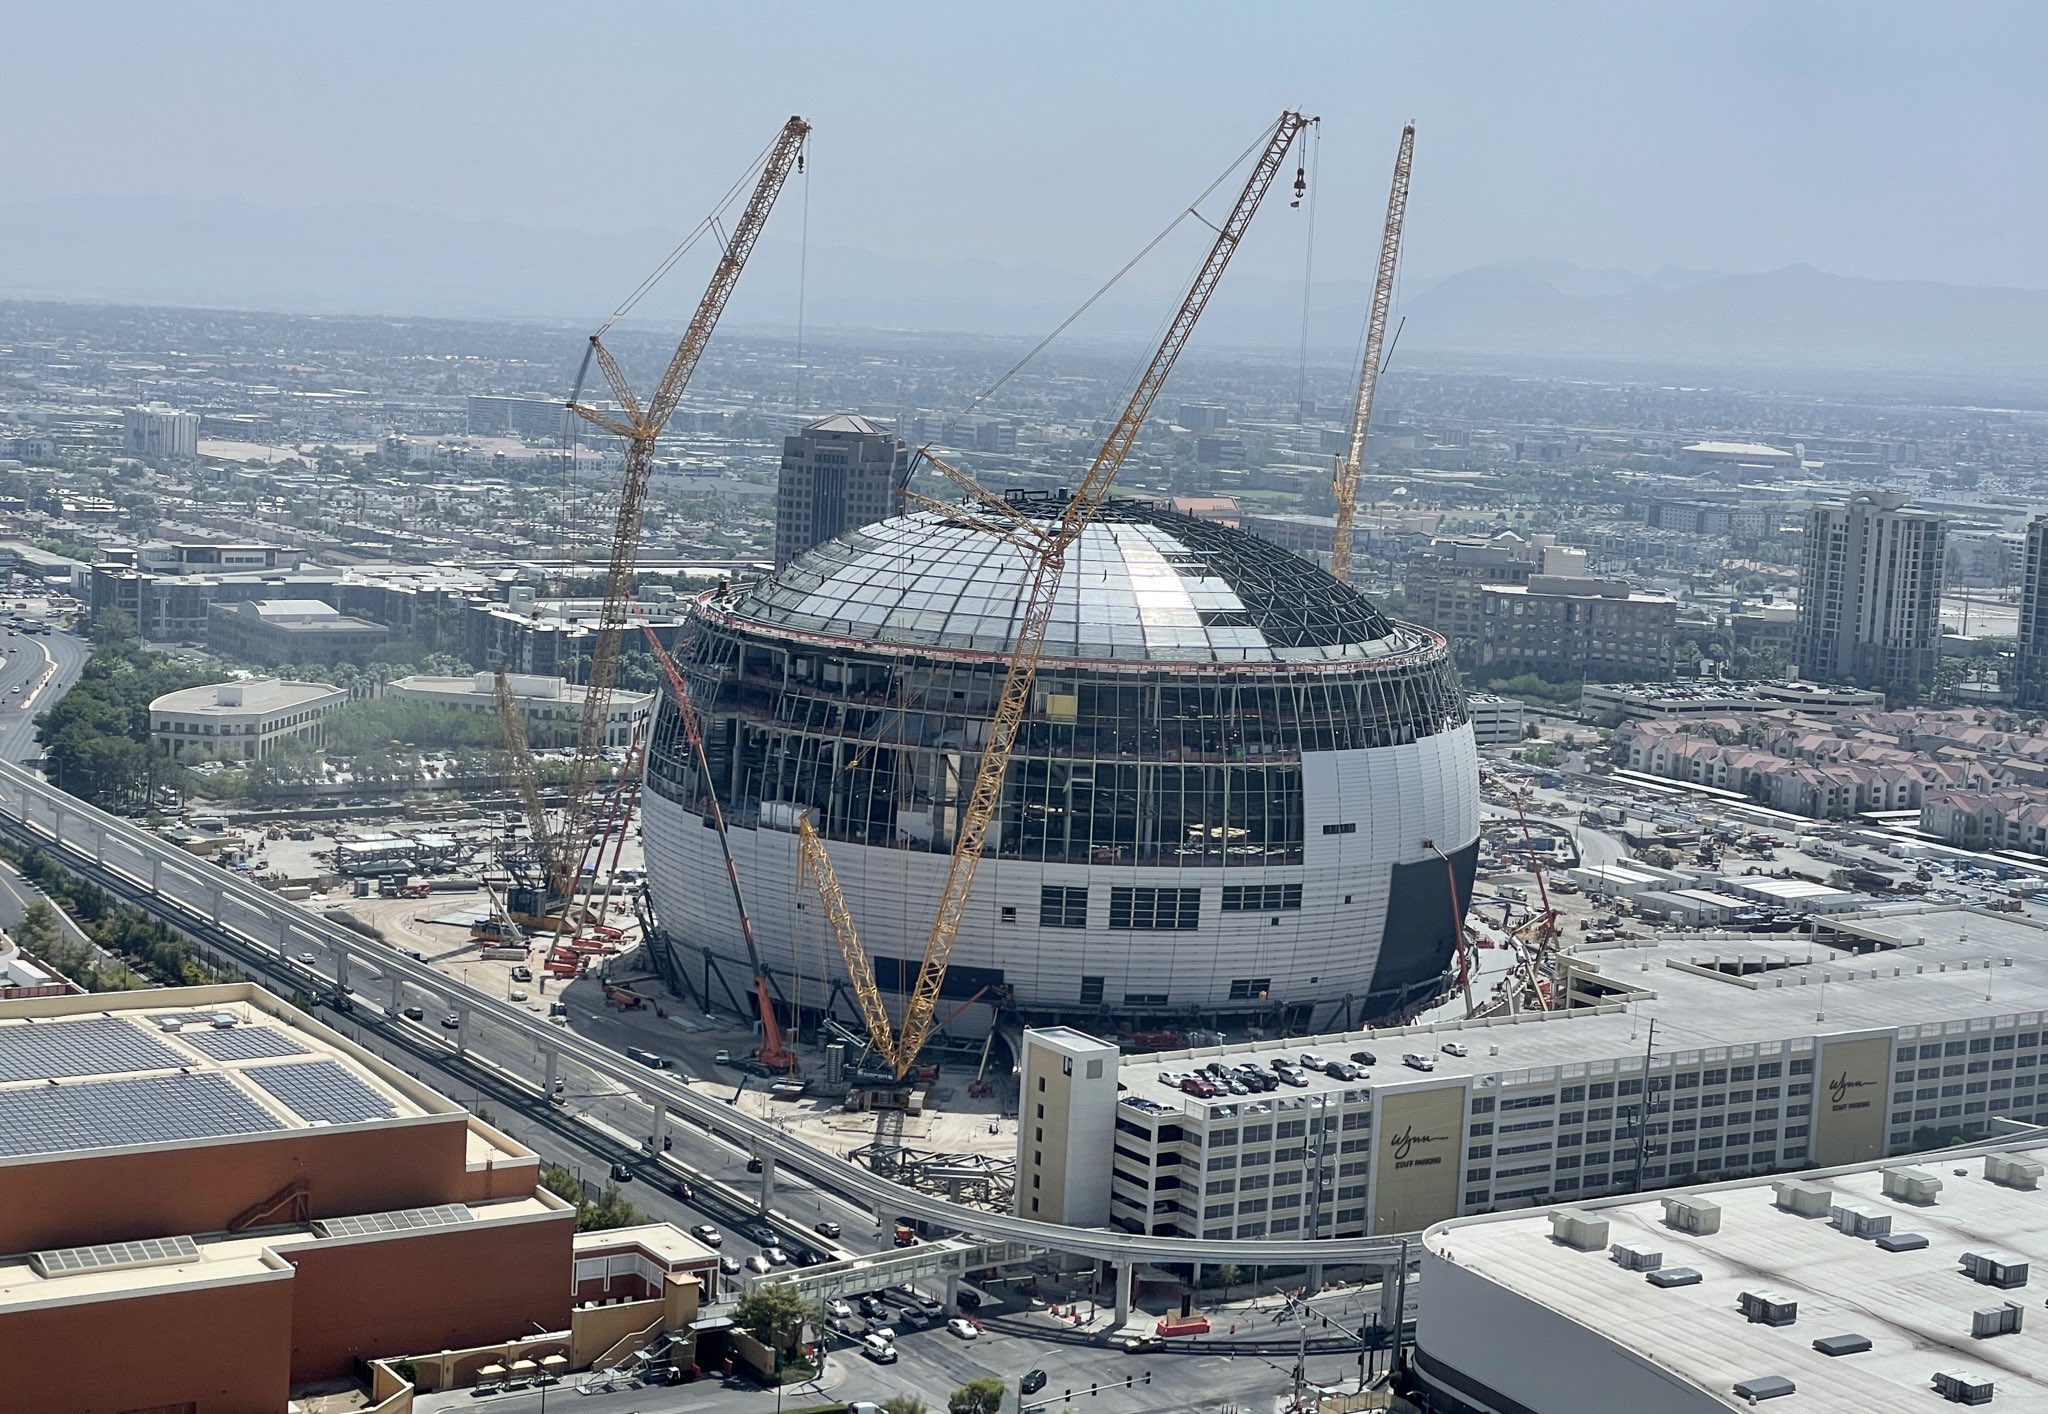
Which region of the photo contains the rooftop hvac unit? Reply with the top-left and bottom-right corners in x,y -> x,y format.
156,1020 -> 184,1034
1830,1203 -> 1892,1239
1971,1302 -> 2024,1340
1731,1375 -> 1796,1402
1611,1242 -> 1662,1271
1812,1333 -> 1872,1357
1646,1266 -> 1702,1289
1961,1251 -> 2030,1290
1877,1231 -> 1931,1252
1932,1369 -> 1995,1405
1882,1165 -> 1943,1206
1772,1179 -> 1832,1217
1739,1290 -> 1799,1327
1663,1194 -> 1722,1235
1984,1153 -> 2045,1191
1549,1209 -> 1609,1252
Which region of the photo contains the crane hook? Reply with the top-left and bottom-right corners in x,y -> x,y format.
1292,158 -> 1307,207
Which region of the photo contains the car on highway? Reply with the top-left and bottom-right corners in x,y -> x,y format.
896,1307 -> 932,1330
814,1219 -> 841,1239
626,1046 -> 673,1069
746,1156 -> 764,1173
440,1012 -> 461,1029
717,1254 -> 742,1276
763,1246 -> 789,1267
689,1225 -> 723,1247
744,1254 -> 772,1275
668,1179 -> 694,1200
860,1335 -> 896,1364
826,1298 -> 854,1321
899,1286 -> 944,1316
859,1294 -> 888,1319
946,1318 -> 979,1340
607,1163 -> 634,1183
714,1048 -> 733,1066
1122,1334 -> 1164,1353
401,1005 -> 425,1021
1020,1370 -> 1048,1395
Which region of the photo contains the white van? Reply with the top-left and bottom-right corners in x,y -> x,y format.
860,1334 -> 898,1364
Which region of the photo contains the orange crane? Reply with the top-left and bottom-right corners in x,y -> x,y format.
806,111 -> 1315,1078
635,616 -> 795,1071
506,116 -> 810,914
1329,123 -> 1414,584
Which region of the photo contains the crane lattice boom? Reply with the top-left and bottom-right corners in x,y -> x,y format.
1330,123 -> 1414,584
881,111 -> 1315,1074
545,115 -> 810,903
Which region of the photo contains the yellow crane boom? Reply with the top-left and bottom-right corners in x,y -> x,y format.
793,811 -> 897,1062
1330,122 -> 1414,584
542,115 -> 811,905
872,110 -> 1315,1075
493,667 -> 557,887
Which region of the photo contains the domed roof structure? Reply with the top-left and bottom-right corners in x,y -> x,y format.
729,499 -> 1404,665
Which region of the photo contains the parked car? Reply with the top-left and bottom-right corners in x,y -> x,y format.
859,1294 -> 888,1319
1402,1053 -> 1437,1072
510,966 -> 532,982
826,1298 -> 854,1321
1350,1049 -> 1378,1066
860,1335 -> 897,1364
714,1048 -> 733,1066
897,1307 -> 932,1330
947,1317 -> 979,1340
1441,1041 -> 1469,1058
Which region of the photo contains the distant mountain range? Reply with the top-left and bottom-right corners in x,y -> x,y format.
4,196 -> 2046,381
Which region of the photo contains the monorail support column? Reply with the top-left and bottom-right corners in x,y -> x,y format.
543,1048 -> 560,1101
1114,1261 -> 1133,1325
757,1153 -> 776,1210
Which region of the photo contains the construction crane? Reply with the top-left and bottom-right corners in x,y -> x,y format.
635,616 -> 795,1071
509,115 -> 810,914
1329,122 -> 1414,584
807,111 -> 1314,1078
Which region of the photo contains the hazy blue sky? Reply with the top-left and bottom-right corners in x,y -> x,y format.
9,1 -> 2046,295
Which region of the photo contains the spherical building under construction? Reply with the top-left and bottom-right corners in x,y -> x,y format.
641,498 -> 1479,1037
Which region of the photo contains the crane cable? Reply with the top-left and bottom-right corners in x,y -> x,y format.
947,113 -> 1295,429
795,129 -> 811,409
1295,120 -> 1323,421
594,127 -> 786,336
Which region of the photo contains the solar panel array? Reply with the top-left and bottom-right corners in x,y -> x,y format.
0,1072 -> 285,1158
313,1204 -> 475,1240
32,1234 -> 200,1278
0,1017 -> 187,1082
247,1060 -> 398,1125
179,1026 -> 310,1062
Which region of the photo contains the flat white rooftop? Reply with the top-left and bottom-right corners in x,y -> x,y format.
1423,1137 -> 2048,1412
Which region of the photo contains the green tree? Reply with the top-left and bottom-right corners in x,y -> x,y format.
14,898 -> 64,952
536,1164 -> 642,1232
86,607 -> 139,643
881,1399 -> 930,1414
948,1378 -> 1005,1414
1213,1262 -> 1244,1300
733,1282 -> 818,1356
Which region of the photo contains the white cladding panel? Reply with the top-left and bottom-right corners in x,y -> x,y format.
641,724 -> 1478,1016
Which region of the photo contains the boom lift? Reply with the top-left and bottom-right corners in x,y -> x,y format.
796,111 -> 1316,1077
497,115 -> 811,918
1329,123 -> 1414,584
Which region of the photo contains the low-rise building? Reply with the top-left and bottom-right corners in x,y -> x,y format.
1474,576 -> 1678,682
1039,906 -> 2048,1245
385,671 -> 652,749
208,598 -> 390,666
0,983 -> 578,1412
149,677 -> 349,759
1467,693 -> 1526,746
1583,680 -> 1883,724
1411,1130 -> 2048,1414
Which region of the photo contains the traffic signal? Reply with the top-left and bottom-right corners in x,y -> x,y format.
1144,1371 -> 1152,1384
1090,1383 -> 1098,1397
